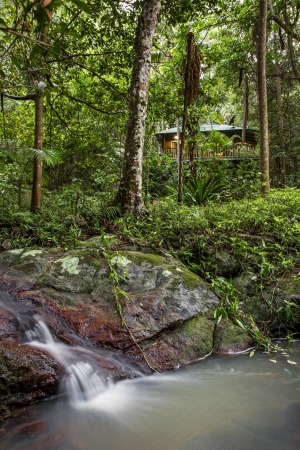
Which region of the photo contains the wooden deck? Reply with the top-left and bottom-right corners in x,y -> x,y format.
162,144 -> 259,160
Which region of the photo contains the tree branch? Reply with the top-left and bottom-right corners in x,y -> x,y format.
270,14 -> 300,41
0,27 -> 50,47
3,92 -> 36,100
46,51 -> 128,63
66,93 -> 124,114
49,101 -> 70,128
60,48 -> 128,98
268,1 -> 300,41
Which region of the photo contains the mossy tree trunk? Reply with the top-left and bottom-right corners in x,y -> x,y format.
116,0 -> 161,216
257,0 -> 270,195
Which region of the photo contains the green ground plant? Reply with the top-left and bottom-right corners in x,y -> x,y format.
184,173 -> 226,206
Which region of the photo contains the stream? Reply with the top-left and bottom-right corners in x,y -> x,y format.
0,297 -> 300,449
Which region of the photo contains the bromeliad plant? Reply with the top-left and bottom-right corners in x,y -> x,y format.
184,173 -> 226,206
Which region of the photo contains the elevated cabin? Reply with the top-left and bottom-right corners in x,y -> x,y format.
156,122 -> 258,160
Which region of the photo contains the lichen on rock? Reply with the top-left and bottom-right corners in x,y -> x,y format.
55,255 -> 80,275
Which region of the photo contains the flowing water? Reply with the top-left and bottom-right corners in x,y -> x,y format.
1,294 -> 300,449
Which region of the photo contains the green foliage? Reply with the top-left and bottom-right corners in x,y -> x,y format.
0,209 -> 82,249
277,299 -> 300,330
226,160 -> 261,200
0,139 -> 62,209
116,188 -> 300,283
184,173 -> 226,205
212,277 -> 241,323
211,276 -> 276,352
144,149 -> 178,199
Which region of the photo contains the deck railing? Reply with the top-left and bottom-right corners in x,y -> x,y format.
162,144 -> 258,160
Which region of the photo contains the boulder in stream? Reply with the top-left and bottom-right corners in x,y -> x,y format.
0,240 -> 242,419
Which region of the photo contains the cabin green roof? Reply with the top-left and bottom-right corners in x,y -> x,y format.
156,123 -> 258,135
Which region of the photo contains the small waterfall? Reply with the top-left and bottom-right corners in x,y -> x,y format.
64,361 -> 108,402
19,313 -> 108,404
23,316 -> 55,344
1,290 -> 144,412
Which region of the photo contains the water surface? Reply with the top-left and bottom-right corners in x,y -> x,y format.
1,342 -> 300,450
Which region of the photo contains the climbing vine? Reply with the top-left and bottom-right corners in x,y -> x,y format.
103,251 -> 158,372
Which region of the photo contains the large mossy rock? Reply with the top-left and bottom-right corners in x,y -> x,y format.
0,241 -> 220,411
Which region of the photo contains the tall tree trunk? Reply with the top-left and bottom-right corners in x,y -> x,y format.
31,92 -> 44,213
257,0 -> 270,195
242,74 -> 249,142
117,0 -> 161,215
274,37 -> 286,187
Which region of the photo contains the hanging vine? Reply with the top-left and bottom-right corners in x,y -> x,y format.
103,252 -> 158,373
178,32 -> 201,200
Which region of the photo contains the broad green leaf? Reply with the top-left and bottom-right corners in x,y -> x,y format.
67,31 -> 81,39
11,55 -> 22,69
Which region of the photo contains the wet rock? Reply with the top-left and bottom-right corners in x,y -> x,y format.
0,342 -> 61,421
19,420 -> 46,435
0,245 -> 219,359
137,314 -> 216,371
0,308 -> 18,342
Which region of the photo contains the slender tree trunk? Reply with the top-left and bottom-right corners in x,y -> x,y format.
116,0 -> 161,215
31,92 -> 44,213
274,53 -> 286,186
257,0 -> 270,195
178,104 -> 187,203
242,75 -> 249,142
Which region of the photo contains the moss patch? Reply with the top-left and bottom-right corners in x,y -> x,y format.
80,235 -> 120,250
166,264 -> 203,289
214,318 -> 253,353
167,315 -> 214,360
117,251 -> 166,267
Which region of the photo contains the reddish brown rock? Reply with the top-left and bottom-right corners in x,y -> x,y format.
0,342 -> 61,421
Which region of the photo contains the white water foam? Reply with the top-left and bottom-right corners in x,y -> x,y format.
22,314 -> 121,405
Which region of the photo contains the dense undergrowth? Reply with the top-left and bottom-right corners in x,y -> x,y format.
1,188 -> 299,279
